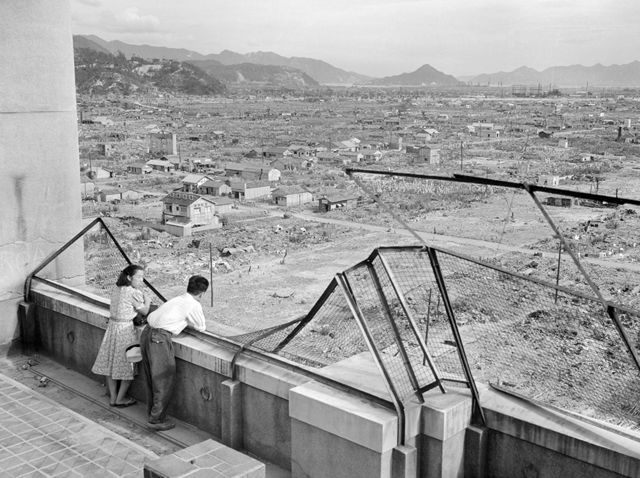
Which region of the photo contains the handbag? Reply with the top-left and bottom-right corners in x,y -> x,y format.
133,303 -> 158,327
133,312 -> 147,327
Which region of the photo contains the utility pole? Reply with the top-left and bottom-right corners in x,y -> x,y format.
460,141 -> 464,171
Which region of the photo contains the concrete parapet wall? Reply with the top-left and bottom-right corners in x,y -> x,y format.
480,383 -> 640,478
28,286 -> 305,469
25,287 -> 640,478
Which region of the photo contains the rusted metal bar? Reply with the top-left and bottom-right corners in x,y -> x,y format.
345,168 -> 640,207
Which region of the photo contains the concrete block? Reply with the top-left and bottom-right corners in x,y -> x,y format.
418,392 -> 472,478
291,418 -> 392,478
148,439 -> 265,478
290,380 -> 397,453
221,379 -> 243,449
420,429 -> 466,478
144,455 -> 198,478
421,391 -> 472,441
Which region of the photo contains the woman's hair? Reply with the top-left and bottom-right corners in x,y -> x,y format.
187,275 -> 209,295
116,264 -> 144,287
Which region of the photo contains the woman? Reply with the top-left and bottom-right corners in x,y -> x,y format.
92,264 -> 150,407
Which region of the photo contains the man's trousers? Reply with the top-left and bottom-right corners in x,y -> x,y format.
140,326 -> 175,423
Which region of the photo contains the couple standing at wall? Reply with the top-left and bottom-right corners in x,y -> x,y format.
91,264 -> 209,431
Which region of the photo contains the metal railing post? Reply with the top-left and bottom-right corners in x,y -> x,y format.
377,251 -> 446,394
426,249 -> 486,425
336,272 -> 407,445
367,263 -> 425,402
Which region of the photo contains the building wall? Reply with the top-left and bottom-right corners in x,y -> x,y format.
189,200 -> 216,224
149,133 -> 177,155
244,186 -> 271,200
276,193 -> 313,207
214,203 -> 233,214
0,0 -> 83,346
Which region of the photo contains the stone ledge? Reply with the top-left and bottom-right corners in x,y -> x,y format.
235,353 -> 309,399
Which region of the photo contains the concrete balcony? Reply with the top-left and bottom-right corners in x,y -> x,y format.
8,282 -> 640,477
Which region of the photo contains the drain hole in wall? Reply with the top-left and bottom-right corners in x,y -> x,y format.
200,386 -> 211,401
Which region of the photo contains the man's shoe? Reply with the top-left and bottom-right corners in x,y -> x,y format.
148,420 -> 175,431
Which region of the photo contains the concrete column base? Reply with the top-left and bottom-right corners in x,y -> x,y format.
392,445 -> 417,478
290,381 -> 398,478
18,302 -> 38,355
221,379 -> 243,449
464,425 -> 488,478
419,391 -> 473,478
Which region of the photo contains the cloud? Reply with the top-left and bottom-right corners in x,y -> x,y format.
74,0 -> 102,6
101,7 -> 161,33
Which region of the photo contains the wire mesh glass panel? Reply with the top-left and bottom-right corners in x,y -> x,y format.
227,320 -> 303,351
344,264 -> 417,402
34,219 -> 165,305
378,248 -> 467,384
268,281 -> 370,368
435,248 -> 640,427
368,253 -> 440,391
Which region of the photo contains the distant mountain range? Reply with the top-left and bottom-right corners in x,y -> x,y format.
74,35 -> 460,88
469,63 -> 640,88
79,35 -> 369,86
187,60 -> 320,89
74,35 -> 640,89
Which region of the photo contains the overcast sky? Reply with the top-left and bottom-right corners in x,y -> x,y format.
71,0 -> 639,78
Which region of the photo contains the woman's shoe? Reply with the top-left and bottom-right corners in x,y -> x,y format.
113,398 -> 137,408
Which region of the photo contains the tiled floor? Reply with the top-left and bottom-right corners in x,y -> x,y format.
0,372 -> 156,478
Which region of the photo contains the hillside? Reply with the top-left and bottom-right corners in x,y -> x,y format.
187,60 -> 319,89
74,35 -> 369,85
81,34 -> 206,62
73,35 -> 111,55
205,50 -> 369,85
470,61 -> 640,87
368,64 -> 463,86
73,46 -> 225,96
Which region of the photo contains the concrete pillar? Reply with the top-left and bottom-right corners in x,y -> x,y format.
221,379 -> 244,449
419,391 -> 473,478
392,445 -> 418,478
289,381 -> 398,478
463,425 -> 488,478
0,1 -> 83,346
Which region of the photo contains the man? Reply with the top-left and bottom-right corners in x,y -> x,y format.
140,275 -> 209,431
